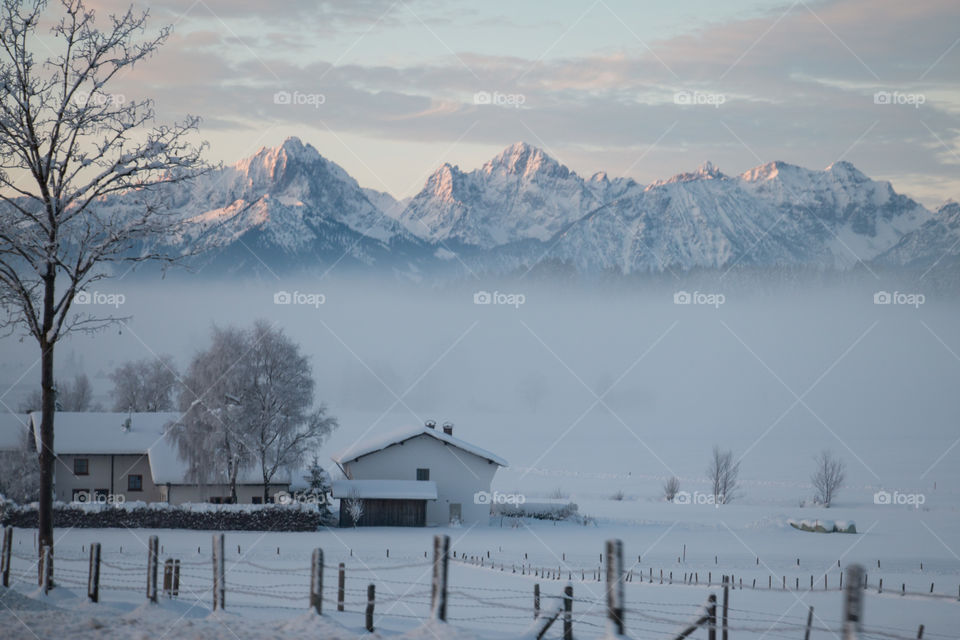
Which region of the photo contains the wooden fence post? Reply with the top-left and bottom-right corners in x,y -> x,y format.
843,564 -> 864,640
431,534 -> 450,621
605,539 -> 624,636
163,559 -> 173,598
147,535 -> 159,603
707,594 -> 717,640
87,543 -> 100,603
173,560 -> 180,597
40,545 -> 52,593
212,534 -> 225,611
917,624 -> 924,639
722,576 -> 729,640
337,563 -> 345,612
563,584 -> 573,640
1,526 -> 11,588
310,548 -> 323,615
804,606 -> 814,640
534,583 -> 540,619
365,584 -> 375,632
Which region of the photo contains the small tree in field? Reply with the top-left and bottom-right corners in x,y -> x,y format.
663,476 -> 680,502
707,446 -> 740,504
0,0 -> 208,563
345,493 -> 364,527
811,450 -> 845,507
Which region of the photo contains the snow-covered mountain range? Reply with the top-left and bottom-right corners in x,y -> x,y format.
147,137 -> 957,277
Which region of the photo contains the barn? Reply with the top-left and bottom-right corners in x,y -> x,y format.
331,421 -> 507,527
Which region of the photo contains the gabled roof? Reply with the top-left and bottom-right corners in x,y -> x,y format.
25,412 -> 292,486
332,425 -> 508,467
28,411 -> 178,455
331,479 -> 438,500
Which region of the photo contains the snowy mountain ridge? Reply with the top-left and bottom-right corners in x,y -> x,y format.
132,137 -> 955,276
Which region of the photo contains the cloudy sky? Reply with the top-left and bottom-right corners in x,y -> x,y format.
89,0 -> 959,206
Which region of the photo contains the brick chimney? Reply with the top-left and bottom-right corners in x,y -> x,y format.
425,419 -> 436,430
442,422 -> 454,436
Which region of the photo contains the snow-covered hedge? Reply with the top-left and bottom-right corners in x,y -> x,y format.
492,501 -> 579,521
0,499 -> 334,531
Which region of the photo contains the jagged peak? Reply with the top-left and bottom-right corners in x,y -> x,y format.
590,171 -> 609,184
656,161 -> 725,186
825,160 -> 868,181
482,142 -> 564,178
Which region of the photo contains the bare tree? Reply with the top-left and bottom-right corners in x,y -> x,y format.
344,493 -> 364,527
707,446 -> 740,504
19,372 -> 95,411
811,450 -> 845,507
244,321 -> 337,503
170,326 -> 250,503
109,355 -> 178,411
0,0 -> 208,560
662,476 -> 680,502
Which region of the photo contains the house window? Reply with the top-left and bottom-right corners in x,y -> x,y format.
94,489 -> 109,503
127,474 -> 143,492
416,468 -> 430,481
74,458 -> 89,476
72,489 -> 90,503
252,496 -> 263,504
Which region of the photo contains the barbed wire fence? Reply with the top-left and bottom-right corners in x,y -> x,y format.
1,526 -> 954,639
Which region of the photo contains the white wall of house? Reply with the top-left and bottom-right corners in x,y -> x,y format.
343,433 -> 499,525
55,454 -> 160,503
161,484 -> 288,505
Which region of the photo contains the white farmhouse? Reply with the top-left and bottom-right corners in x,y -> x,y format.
331,421 -> 507,527
0,412 -> 296,504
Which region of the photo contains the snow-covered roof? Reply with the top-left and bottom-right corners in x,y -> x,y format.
0,411 -> 30,451
25,412 -> 292,486
331,479 -> 438,500
332,425 -> 508,468
28,411 -> 178,455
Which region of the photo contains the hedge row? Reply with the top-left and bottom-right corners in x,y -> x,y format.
0,503 -> 333,531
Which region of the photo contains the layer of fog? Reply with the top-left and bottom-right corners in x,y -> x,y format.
1,274 -> 956,505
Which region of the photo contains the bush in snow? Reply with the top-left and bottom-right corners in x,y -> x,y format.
493,501 -> 578,521
663,476 -> 681,502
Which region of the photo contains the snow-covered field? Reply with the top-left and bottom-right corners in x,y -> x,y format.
2,496 -> 959,640
2,281 -> 959,637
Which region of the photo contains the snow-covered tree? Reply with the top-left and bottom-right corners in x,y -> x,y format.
811,450 -> 845,507
0,424 -> 39,503
662,476 -> 680,502
245,321 -> 337,503
170,326 -> 251,503
345,493 -> 364,527
304,454 -> 334,522
109,355 -> 178,412
0,0 -> 209,561
707,446 -> 740,504
19,372 -> 95,412
170,322 -> 337,503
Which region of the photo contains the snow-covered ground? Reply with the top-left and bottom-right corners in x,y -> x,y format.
2,496 -> 959,640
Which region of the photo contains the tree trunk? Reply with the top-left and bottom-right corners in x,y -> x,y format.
38,272 -> 56,579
